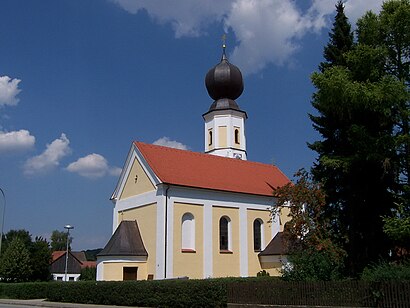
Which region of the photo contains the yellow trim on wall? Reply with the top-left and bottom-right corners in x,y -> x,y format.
279,206 -> 291,232
103,261 -> 148,281
120,158 -> 155,200
246,209 -> 272,277
173,202 -> 204,279
212,206 -> 240,277
218,126 -> 227,148
260,261 -> 282,276
119,203 -> 157,279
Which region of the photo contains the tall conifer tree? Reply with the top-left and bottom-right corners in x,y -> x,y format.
309,0 -> 408,275
319,1 -> 353,72
380,0 -> 410,208
309,1 -> 354,251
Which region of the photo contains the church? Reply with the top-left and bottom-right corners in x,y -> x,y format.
96,46 -> 291,281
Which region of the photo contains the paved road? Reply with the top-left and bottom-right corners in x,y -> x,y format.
0,304 -> 39,308
0,299 -> 141,308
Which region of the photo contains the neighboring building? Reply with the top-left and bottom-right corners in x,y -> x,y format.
51,251 -> 96,281
258,231 -> 289,273
97,46 -> 291,281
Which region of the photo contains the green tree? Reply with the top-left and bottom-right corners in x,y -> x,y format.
1,229 -> 32,256
382,203 -> 410,260
50,230 -> 71,251
29,237 -> 52,281
282,250 -> 344,281
0,237 -> 32,282
358,0 -> 410,210
319,0 -> 353,72
79,267 -> 96,281
361,259 -> 410,281
380,0 -> 410,83
380,0 -> 410,207
273,170 -> 345,281
309,0 -> 409,276
0,229 -> 52,282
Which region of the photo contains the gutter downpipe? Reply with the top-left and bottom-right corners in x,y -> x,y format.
164,185 -> 170,279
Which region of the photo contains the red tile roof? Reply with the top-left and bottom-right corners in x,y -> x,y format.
135,142 -> 290,197
81,261 -> 96,269
51,251 -> 65,262
51,251 -> 96,268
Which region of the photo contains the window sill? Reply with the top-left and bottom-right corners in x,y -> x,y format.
254,250 -> 261,253
181,249 -> 196,253
219,250 -> 233,254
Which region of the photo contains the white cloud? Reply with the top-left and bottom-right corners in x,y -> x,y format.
344,0 -> 383,25
153,137 -> 188,150
227,0 -> 309,74
109,167 -> 122,177
67,153 -> 121,179
111,0 -> 232,37
0,76 -> 22,107
0,129 -> 35,152
112,0 -> 384,75
24,133 -> 71,175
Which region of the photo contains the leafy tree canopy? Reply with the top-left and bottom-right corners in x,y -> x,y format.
1,229 -> 32,255
79,267 -> 96,281
273,170 -> 346,280
30,237 -> 52,281
309,0 -> 409,276
50,230 -> 72,252
0,238 -> 32,282
0,230 -> 52,282
383,203 -> 410,260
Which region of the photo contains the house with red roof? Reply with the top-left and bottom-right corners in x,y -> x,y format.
51,251 -> 96,281
96,46 -> 291,281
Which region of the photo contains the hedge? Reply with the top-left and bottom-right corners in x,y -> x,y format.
0,282 -> 50,300
2,277 -> 408,307
0,277 -> 267,307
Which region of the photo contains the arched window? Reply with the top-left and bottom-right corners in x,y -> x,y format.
219,216 -> 231,251
253,219 -> 263,251
208,130 -> 213,146
181,213 -> 195,251
234,129 -> 240,144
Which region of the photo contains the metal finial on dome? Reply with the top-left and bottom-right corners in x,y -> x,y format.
205,36 -> 244,108
221,33 -> 227,60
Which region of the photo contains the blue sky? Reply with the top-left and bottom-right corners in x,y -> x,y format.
0,0 -> 384,250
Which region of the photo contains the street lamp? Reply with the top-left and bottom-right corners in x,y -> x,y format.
64,224 -> 74,282
0,188 -> 6,257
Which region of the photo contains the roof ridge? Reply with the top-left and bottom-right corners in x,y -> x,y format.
132,141 -> 290,196
134,141 -> 279,169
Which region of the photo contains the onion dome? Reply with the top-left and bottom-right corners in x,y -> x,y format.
205,45 -> 244,112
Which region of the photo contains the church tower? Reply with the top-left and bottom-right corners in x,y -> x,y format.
203,45 -> 247,160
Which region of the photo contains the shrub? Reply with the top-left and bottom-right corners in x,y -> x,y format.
0,278 -> 245,307
282,249 -> 344,281
0,282 -> 50,299
256,270 -> 270,277
361,259 -> 410,281
79,267 -> 96,281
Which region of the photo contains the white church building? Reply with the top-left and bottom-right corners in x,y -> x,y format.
96,46 -> 291,281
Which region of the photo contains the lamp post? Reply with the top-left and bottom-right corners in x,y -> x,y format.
0,188 -> 5,257
64,224 -> 74,282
